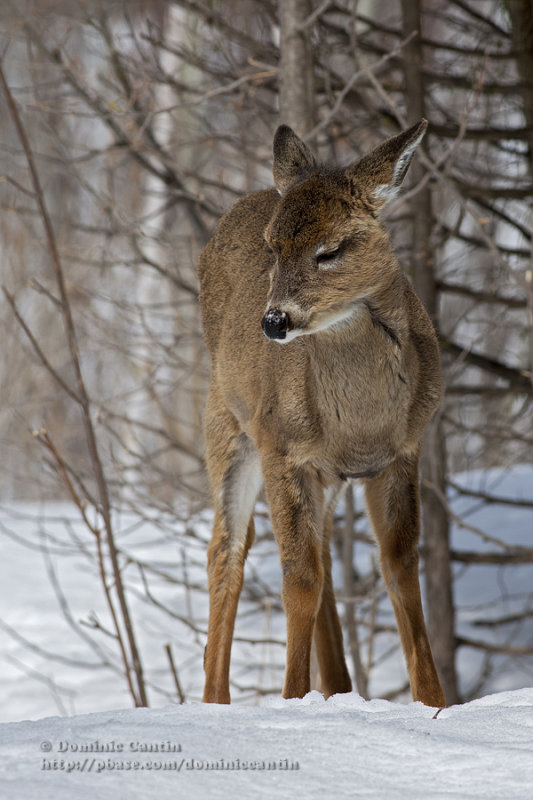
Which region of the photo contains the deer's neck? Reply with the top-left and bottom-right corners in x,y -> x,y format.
309,271 -> 408,356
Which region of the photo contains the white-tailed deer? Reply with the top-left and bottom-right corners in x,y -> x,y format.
198,120 -> 446,708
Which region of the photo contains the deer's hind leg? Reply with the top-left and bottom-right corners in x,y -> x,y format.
202,392 -> 262,704
364,456 -> 445,707
313,486 -> 352,698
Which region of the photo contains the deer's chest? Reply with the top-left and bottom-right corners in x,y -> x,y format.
250,333 -> 409,477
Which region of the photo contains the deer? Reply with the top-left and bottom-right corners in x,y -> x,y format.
198,119 -> 446,709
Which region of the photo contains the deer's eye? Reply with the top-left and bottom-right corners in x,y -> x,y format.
316,246 -> 341,267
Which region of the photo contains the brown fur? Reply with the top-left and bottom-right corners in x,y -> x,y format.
199,120 -> 445,707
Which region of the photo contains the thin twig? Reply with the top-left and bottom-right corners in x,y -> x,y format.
165,643 -> 185,704
297,0 -> 332,31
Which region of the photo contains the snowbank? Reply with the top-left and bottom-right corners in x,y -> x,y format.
1,688 -> 532,799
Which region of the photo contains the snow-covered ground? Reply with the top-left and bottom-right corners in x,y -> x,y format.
0,465 -> 531,797
2,689 -> 533,799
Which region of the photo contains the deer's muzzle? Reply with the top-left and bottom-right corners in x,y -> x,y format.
262,308 -> 291,340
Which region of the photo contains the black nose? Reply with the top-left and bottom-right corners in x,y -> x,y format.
262,308 -> 290,340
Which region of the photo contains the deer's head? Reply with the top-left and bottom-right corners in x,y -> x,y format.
262,120 -> 427,342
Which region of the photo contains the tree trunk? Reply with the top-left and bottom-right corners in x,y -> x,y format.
401,0 -> 459,704
278,0 -> 316,137
278,0 -> 320,689
506,0 -> 533,177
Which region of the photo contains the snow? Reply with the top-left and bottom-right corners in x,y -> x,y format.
0,465 -> 532,797
1,689 -> 533,799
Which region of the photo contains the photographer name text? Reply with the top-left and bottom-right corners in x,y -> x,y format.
41,739 -> 182,754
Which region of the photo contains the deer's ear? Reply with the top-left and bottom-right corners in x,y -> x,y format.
345,119 -> 427,207
273,125 -> 319,194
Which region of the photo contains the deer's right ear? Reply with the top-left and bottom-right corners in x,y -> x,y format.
273,125 -> 318,194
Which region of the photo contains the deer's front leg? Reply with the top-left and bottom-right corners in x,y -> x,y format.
262,457 -> 324,699
364,456 -> 446,707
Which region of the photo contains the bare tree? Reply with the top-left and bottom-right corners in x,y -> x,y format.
400,0 -> 458,704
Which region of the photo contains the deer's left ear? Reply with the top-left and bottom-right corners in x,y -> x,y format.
345,119 -> 427,207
